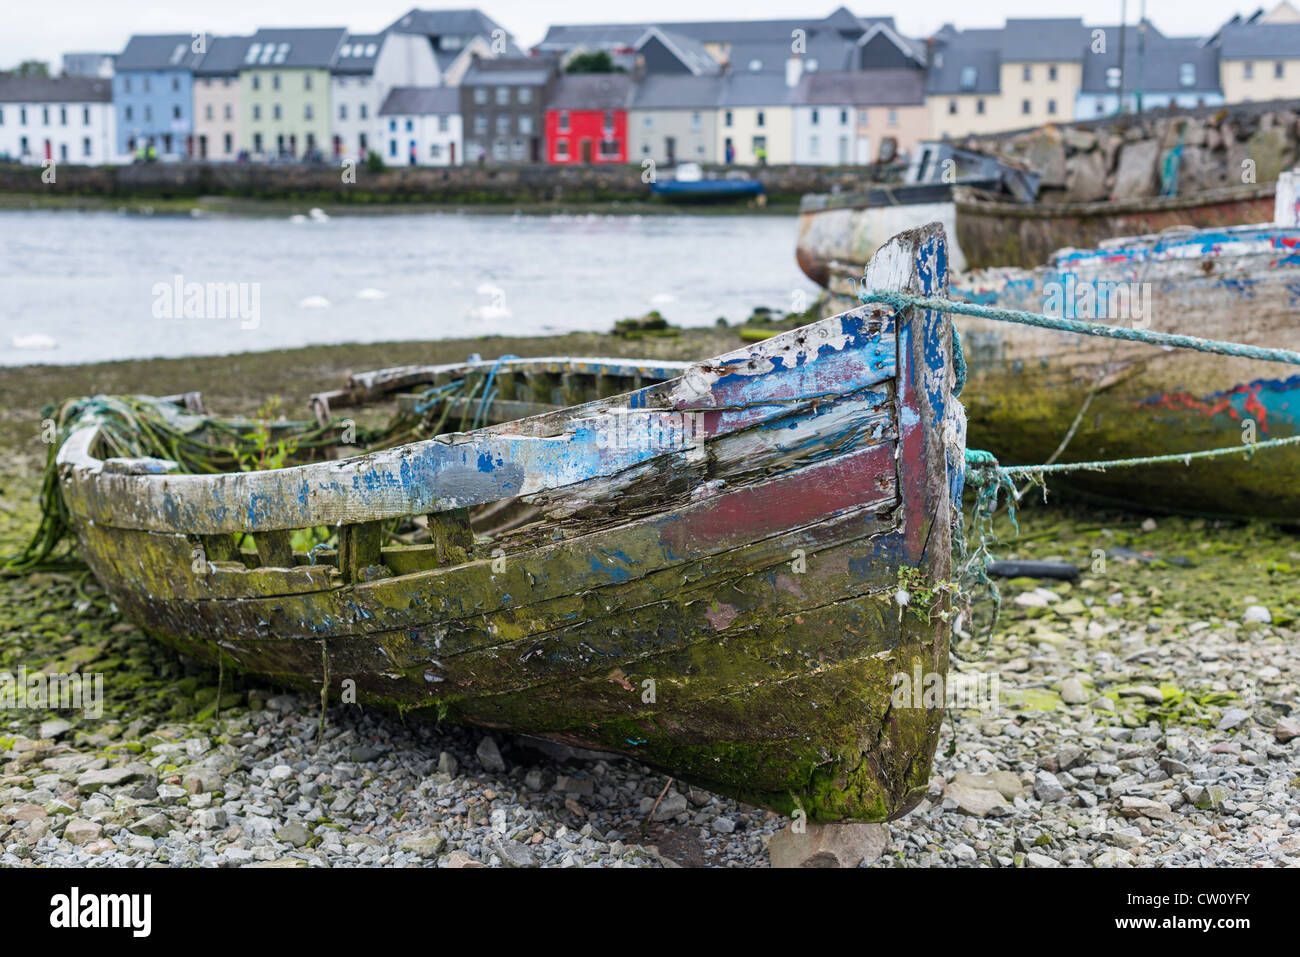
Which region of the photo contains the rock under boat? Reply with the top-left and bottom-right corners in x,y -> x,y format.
51,224 -> 966,822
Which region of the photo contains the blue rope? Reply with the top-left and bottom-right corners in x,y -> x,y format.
858,289 -> 1300,368
951,327 -> 966,398
475,354 -> 518,427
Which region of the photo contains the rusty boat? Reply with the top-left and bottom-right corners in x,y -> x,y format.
50,225 -> 966,822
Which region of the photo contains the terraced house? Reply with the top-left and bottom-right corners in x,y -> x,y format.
460,56 -> 557,165
240,27 -> 345,161
193,36 -> 250,161
628,74 -> 724,166
0,75 -> 116,165
331,32 -> 437,161
1208,5 -> 1300,104
1076,24 -> 1222,118
114,34 -> 203,158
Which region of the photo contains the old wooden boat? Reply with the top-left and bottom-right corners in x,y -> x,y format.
839,178 -> 1300,520
954,180 -> 1279,270
50,224 -> 965,822
796,141 -> 1040,283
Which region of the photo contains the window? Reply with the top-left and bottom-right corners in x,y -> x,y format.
519,115 -> 532,135
1244,62 -> 1254,79
59,106 -> 66,125
948,99 -> 957,115
224,132 -> 232,153
599,139 -> 618,158
748,58 -> 762,71
756,110 -> 765,127
252,76 -> 260,91
359,105 -> 367,120
59,143 -> 68,160
839,109 -> 848,124
125,106 -> 133,121
1047,99 -> 1057,115
810,108 -> 818,125
1022,65 -> 1031,82
1096,100 -> 1105,115
809,134 -> 819,156
603,110 -> 614,132
518,87 -> 532,105
273,104 -> 281,120
123,76 -> 131,93
405,119 -> 413,132
305,104 -> 313,120
173,105 -> 181,120
496,115 -> 510,135
556,138 -> 569,159
143,77 -> 150,93
388,119 -> 397,132
389,139 -> 397,157
304,74 -> 312,91
225,104 -> 232,120
726,109 -> 735,126
492,140 -> 506,160
474,115 -> 487,134
273,74 -> 281,91
558,110 -> 569,132
246,44 -> 261,64
82,137 -> 91,156
1048,65 -> 1058,81
144,106 -> 152,122
1106,67 -> 1121,89
1180,63 -> 1196,87
430,143 -> 441,159
253,105 -> 261,120
1275,62 -> 1285,79
0,107 -> 4,125
959,66 -> 977,90
204,104 -> 213,120
359,133 -> 367,150
438,115 -> 448,132
82,107 -> 89,125
858,110 -> 867,124
1022,99 -> 1031,114
976,98 -> 985,114
474,88 -> 488,105
887,109 -> 897,126
495,86 -> 509,105
253,132 -> 262,152
643,115 -> 652,127
172,76 -> 179,92
42,107 -> 49,124
340,104 -> 347,120
691,111 -> 701,129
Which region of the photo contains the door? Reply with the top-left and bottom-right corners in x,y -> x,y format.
580,138 -> 592,164
44,139 -> 51,161
665,136 -> 676,164
333,135 -> 342,157
856,136 -> 871,164
198,135 -> 207,159
837,135 -> 849,165
450,142 -> 456,166
530,136 -> 540,163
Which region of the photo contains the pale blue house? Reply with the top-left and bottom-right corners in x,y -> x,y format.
1075,24 -> 1223,118
114,34 -> 204,159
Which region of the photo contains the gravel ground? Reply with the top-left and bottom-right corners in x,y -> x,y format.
3,467 -> 1299,866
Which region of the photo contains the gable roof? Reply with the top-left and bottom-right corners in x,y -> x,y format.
0,74 -> 112,103
719,72 -> 796,107
635,27 -> 722,75
333,33 -> 384,75
195,36 -> 253,77
548,73 -> 635,110
386,7 -> 525,61
794,68 -> 925,106
461,56 -> 554,87
241,28 -> 347,70
116,34 -> 205,71
1214,19 -> 1300,57
379,85 -> 461,115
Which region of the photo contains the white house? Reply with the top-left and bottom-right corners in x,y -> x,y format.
331,31 -> 438,161
379,86 -> 463,166
0,75 -> 117,165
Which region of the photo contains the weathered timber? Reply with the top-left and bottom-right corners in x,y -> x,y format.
55,223 -> 965,821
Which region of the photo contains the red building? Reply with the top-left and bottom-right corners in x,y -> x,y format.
544,73 -> 633,164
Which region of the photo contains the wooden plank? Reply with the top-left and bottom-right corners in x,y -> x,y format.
427,508 -> 475,565
338,521 -> 384,583
254,530 -> 294,568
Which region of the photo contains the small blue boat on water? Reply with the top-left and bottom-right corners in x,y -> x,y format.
651,162 -> 764,202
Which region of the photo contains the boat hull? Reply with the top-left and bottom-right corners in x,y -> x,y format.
56,225 -> 965,821
953,224 -> 1300,519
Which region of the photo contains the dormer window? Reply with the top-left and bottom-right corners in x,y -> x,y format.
273,43 -> 290,65
340,44 -> 352,57
365,43 -> 376,57
806,58 -> 818,72
442,35 -> 464,51
245,43 -> 261,64
959,66 -> 977,90
1179,63 -> 1195,86
1106,66 -> 1121,88
170,44 -> 187,65
748,58 -> 762,71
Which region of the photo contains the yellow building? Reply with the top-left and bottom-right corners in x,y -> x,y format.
926,19 -> 1089,138
240,27 -> 343,160
717,74 -> 794,165
1212,6 -> 1300,103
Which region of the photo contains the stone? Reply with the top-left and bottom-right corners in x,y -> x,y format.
1065,149 -> 1109,203
1243,605 -> 1272,624
1110,139 -> 1162,200
1217,708 -> 1251,731
182,769 -> 222,794
1022,127 -> 1067,188
437,751 -> 458,776
494,839 -> 538,868
1244,127 -> 1297,185
76,767 -> 141,794
1025,852 -> 1060,868
1034,770 -> 1068,803
476,737 -> 506,773
652,791 -> 688,821
1275,717 -> 1300,743
196,808 -> 227,829
768,821 -> 887,868
39,719 -> 73,740
523,769 -> 545,791
944,779 -> 1012,817
132,813 -> 171,837
63,819 -> 102,845
1060,677 -> 1088,704
1094,848 -> 1135,867
712,816 -> 736,834
399,830 -> 447,858
444,850 -> 483,868
555,774 -> 594,796
267,765 -> 293,782
276,821 -> 312,847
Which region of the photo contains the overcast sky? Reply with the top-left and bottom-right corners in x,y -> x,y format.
5,0 -> 1265,71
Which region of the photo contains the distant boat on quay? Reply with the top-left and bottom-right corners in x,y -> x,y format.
650,162 -> 764,202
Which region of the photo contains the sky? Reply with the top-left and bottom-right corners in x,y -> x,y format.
4,0 -> 1271,71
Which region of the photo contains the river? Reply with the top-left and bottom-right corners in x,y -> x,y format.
0,208 -> 816,366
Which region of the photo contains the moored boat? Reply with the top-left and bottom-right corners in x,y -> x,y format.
47,224 -> 965,822
650,162 -> 764,202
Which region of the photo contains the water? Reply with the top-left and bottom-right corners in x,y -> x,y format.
0,209 -> 816,366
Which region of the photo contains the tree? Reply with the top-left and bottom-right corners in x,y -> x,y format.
565,51 -> 624,74
10,60 -> 50,78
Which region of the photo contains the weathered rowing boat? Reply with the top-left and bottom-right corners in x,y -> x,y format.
796,141 -> 1038,283
848,177 -> 1300,520
954,181 -> 1279,270
799,178 -> 1277,284
51,224 -> 965,822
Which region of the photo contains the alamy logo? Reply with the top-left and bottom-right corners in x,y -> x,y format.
0,667 -> 102,718
49,888 -> 151,937
593,409 -> 706,462
151,274 -> 261,329
1043,276 -> 1152,324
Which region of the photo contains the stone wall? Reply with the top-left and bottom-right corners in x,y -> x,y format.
960,98 -> 1300,203
0,161 -> 892,205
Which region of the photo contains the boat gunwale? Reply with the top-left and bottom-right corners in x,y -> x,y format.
953,181 -> 1275,219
